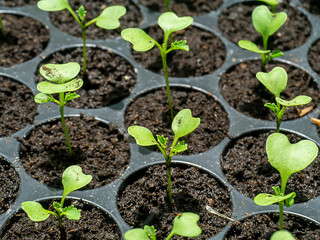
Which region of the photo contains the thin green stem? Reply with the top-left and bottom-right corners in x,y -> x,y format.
81,26 -> 87,74
166,230 -> 175,240
59,93 -> 73,156
260,53 -> 267,72
66,7 -> 82,26
279,176 -> 288,231
165,0 -> 170,12
166,155 -> 173,206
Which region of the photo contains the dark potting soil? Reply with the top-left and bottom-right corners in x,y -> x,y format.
132,25 -> 226,78
0,0 -> 37,6
224,212 -> 320,239
1,199 -> 122,239
219,60 -> 319,121
18,114 -> 130,189
301,0 -> 320,16
0,13 -> 49,68
50,0 -> 142,40
308,39 -> 320,75
35,47 -> 137,109
221,131 -> 320,203
0,157 -> 20,215
117,164 -> 233,240
0,76 -> 38,137
139,0 -> 223,17
125,87 -> 230,154
218,0 -> 311,51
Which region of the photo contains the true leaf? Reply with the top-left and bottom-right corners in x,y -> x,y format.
269,50 -> 283,60
254,192 -> 296,206
252,5 -> 287,37
158,12 -> 193,36
37,79 -> 83,94
275,96 -> 312,107
124,228 -> 150,240
94,5 -> 126,30
144,226 -> 156,240
271,230 -> 296,240
264,103 -> 278,113
121,28 -> 156,51
170,40 -> 189,51
21,201 -> 52,222
37,0 -> 70,12
256,66 -> 287,97
266,133 -> 318,184
172,109 -> 200,139
63,205 -> 81,220
39,62 -> 81,83
62,165 -> 92,197
65,92 -> 80,102
34,93 -> 56,104
128,126 -> 158,146
238,40 -> 270,53
77,5 -> 86,20
171,213 -> 202,237
172,141 -> 188,154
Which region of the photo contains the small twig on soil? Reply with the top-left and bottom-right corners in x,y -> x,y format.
205,205 -> 235,222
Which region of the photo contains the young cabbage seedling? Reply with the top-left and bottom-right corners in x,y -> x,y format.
258,0 -> 279,13
21,165 -> 92,240
34,62 -> 83,156
271,230 -> 296,240
254,133 -> 318,231
121,12 -> 193,119
128,109 -> 200,205
238,5 -> 287,71
256,66 -> 312,132
37,0 -> 126,74
124,212 -> 202,240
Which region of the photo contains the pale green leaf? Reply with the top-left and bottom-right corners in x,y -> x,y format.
172,109 -> 200,139
275,96 -> 312,107
62,165 -> 92,196
37,0 -> 70,11
256,66 -> 287,97
271,230 -> 296,240
254,192 -> 296,206
171,213 -> 202,237
128,126 -> 158,146
63,205 -> 81,220
121,28 -> 156,52
258,0 -> 279,7
170,40 -> 189,51
34,93 -> 55,104
21,201 -> 52,222
158,12 -> 193,36
252,5 -> 287,37
124,228 -> 150,240
65,92 -> 80,102
238,40 -> 270,53
37,79 -> 83,94
94,5 -> 126,30
39,62 -> 81,83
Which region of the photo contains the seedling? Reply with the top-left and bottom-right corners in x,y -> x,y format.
271,230 -> 295,240
258,0 -> 279,12
34,62 -> 83,156
37,0 -> 126,74
21,166 -> 92,240
238,5 -> 287,71
254,133 -> 318,230
124,212 -> 202,240
121,12 -> 193,119
0,14 -> 5,36
256,66 -> 311,132
128,109 -> 200,205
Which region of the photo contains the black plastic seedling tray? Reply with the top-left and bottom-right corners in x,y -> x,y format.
1,0 -> 320,239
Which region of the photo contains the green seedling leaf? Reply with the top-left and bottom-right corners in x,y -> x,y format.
157,135 -> 168,149
37,0 -> 70,11
172,109 -> 200,139
258,0 -> 279,6
128,126 -> 158,146
252,5 -> 287,37
264,103 -> 278,113
256,66 -> 287,97
173,141 -> 188,154
145,226 -> 156,240
238,40 -> 270,54
62,165 -> 92,196
266,133 -> 318,183
94,5 -> 126,30
254,192 -> 296,206
170,40 -> 189,51
37,79 -> 83,94
65,92 -> 80,102
271,230 -> 296,240
269,50 -> 283,60
63,205 -> 81,220
34,93 -> 57,104
39,62 -> 81,83
275,96 -> 312,107
21,201 -> 52,222
171,212 -> 202,237
124,228 -> 150,240
77,5 -> 86,21
121,28 -> 156,51
158,12 -> 193,36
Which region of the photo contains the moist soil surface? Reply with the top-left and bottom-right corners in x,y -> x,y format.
218,0 -> 311,51
18,114 -> 130,189
117,164 -> 233,240
139,0 -> 223,17
132,25 -> 226,78
35,47 -> 137,109
219,60 -> 319,121
1,199 -> 122,239
0,0 -> 37,6
0,13 -> 49,67
125,87 -> 230,154
308,39 -> 320,75
224,212 -> 320,239
301,0 -> 320,15
0,76 -> 38,137
50,0 -> 142,40
221,130 -> 320,203
0,157 -> 20,215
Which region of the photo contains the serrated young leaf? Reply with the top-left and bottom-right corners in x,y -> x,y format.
63,205 -> 81,220
34,93 -> 57,104
172,141 -> 188,155
65,92 -> 80,102
269,50 -> 283,60
157,135 -> 168,149
144,225 -> 156,240
238,40 -> 270,54
94,5 -> 126,30
77,5 -> 86,21
170,40 -> 189,51
272,186 -> 281,196
264,103 -> 278,113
